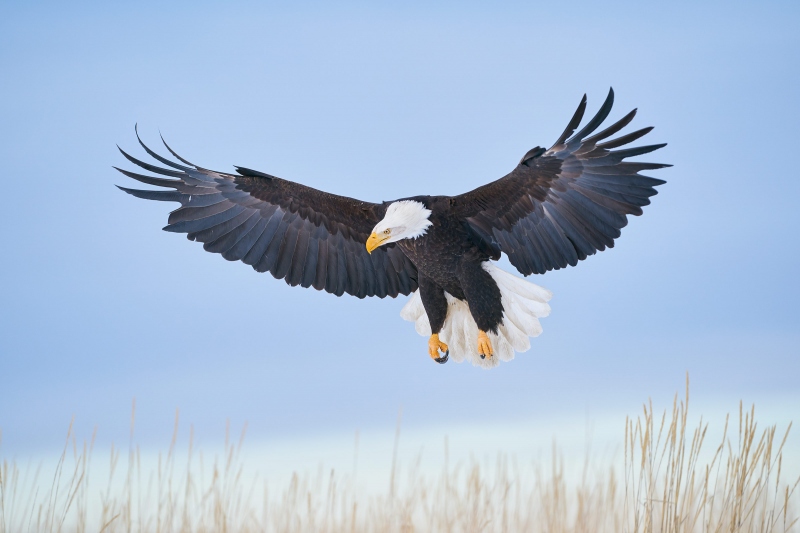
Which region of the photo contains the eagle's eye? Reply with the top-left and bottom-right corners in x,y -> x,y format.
384,229 -> 391,235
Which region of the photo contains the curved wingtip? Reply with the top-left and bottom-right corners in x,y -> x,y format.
551,92 -> 588,149
116,184 -> 185,203
605,87 -> 615,111
160,132 -> 196,167
568,88 -> 616,143
132,125 -> 193,171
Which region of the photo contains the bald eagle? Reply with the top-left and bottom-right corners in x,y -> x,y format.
117,89 -> 667,368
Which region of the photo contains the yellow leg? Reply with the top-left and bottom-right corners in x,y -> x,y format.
428,333 -> 449,364
477,330 -> 493,359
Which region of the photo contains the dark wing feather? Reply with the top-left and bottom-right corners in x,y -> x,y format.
452,88 -> 669,275
116,134 -> 418,298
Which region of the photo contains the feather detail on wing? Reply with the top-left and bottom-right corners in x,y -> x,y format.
452,88 -> 669,275
116,127 -> 418,298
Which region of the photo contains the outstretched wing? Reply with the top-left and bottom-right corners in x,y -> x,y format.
115,129 -> 418,298
452,88 -> 669,275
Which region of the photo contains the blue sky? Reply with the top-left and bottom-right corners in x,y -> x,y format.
1,1 -> 798,457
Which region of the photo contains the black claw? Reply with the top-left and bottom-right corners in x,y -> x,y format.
480,353 -> 485,359
434,349 -> 449,364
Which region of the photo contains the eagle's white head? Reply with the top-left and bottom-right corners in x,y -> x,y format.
366,200 -> 432,253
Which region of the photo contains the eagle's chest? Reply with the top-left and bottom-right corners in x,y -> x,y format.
397,220 -> 476,292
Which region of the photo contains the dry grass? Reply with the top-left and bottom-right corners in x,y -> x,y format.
623,377 -> 798,533
1,378 -> 797,533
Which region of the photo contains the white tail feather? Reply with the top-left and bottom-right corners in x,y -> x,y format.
399,263 -> 552,369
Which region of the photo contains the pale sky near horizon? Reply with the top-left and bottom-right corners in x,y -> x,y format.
1,0 -> 799,459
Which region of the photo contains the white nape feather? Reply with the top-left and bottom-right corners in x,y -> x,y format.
372,200 -> 433,243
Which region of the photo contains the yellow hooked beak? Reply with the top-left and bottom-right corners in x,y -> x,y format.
366,232 -> 389,254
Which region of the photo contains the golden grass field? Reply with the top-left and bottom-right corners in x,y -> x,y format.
1,378 -> 797,533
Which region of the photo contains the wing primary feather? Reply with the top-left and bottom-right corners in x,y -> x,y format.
551,94 -> 587,148
568,87 -> 615,143
609,143 -> 668,159
135,125 -> 193,171
160,134 -> 197,167
116,185 -> 185,203
113,167 -> 183,189
582,108 -> 638,146
117,146 -> 186,178
580,177 -> 661,197
596,127 -> 654,150
616,162 -> 672,172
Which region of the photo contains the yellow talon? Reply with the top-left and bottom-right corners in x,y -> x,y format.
428,333 -> 449,363
477,330 -> 493,359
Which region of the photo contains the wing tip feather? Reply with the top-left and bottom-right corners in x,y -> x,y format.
160,133 -> 196,166
551,92 -> 588,148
